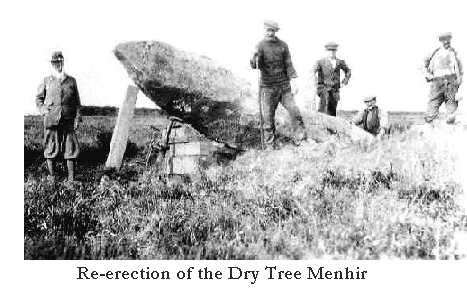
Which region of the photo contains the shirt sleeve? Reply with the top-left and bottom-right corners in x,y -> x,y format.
283,43 -> 297,78
423,48 -> 438,78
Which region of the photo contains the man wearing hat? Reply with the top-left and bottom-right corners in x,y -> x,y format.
351,96 -> 388,137
36,51 -> 82,183
250,20 -> 306,149
423,32 -> 463,124
312,42 -> 352,116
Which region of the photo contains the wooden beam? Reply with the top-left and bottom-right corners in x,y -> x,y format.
105,85 -> 139,170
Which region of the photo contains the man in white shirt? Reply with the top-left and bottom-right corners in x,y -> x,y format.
424,32 -> 463,124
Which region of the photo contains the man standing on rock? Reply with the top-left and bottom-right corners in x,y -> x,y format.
423,32 -> 463,124
250,20 -> 307,149
36,51 -> 82,183
351,96 -> 388,138
312,42 -> 352,116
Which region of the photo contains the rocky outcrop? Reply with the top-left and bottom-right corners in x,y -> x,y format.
114,41 -> 373,148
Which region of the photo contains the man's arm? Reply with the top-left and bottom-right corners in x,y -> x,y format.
283,43 -> 297,79
250,43 -> 261,69
453,49 -> 463,85
340,60 -> 351,86
311,61 -> 320,84
36,79 -> 48,115
423,48 -> 438,81
74,79 -> 82,125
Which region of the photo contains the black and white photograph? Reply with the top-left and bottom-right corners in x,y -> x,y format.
5,0 -> 467,285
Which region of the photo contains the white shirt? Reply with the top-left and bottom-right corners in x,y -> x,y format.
429,47 -> 460,78
329,58 -> 337,69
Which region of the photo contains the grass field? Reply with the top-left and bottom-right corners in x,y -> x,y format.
23,112 -> 467,259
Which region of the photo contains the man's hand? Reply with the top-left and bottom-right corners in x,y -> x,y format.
425,74 -> 434,82
341,79 -> 348,87
290,79 -> 299,95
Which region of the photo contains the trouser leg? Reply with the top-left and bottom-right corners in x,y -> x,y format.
66,160 -> 75,181
445,80 -> 459,124
328,90 -> 339,117
281,87 -> 307,141
46,159 -> 55,176
318,87 -> 338,116
425,80 -> 444,123
317,88 -> 329,114
261,86 -> 280,147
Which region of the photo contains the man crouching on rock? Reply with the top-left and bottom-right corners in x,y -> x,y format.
36,51 -> 82,183
351,96 -> 388,139
250,20 -> 307,149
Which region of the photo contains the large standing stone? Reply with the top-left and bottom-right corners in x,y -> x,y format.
114,41 -> 372,148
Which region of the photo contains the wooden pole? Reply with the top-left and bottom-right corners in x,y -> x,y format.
105,85 -> 139,170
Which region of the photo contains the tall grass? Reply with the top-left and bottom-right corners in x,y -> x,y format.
23,116 -> 466,259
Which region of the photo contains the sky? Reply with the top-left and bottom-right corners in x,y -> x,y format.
5,0 -> 467,114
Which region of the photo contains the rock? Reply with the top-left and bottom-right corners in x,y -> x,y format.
114,40 -> 373,148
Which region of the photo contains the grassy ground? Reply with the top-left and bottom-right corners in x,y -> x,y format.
23,114 -> 466,259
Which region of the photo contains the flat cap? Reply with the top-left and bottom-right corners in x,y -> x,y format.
324,42 -> 338,50
51,51 -> 64,62
264,20 -> 279,31
363,96 -> 376,102
438,32 -> 452,41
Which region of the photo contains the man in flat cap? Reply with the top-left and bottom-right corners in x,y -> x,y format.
36,51 -> 82,183
351,96 -> 388,137
423,32 -> 463,124
312,42 -> 351,116
250,20 -> 306,149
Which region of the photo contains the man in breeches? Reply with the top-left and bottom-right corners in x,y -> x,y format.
36,51 -> 82,183
250,20 -> 307,149
424,32 -> 463,124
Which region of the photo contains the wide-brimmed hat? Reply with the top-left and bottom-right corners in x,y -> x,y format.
264,20 -> 279,32
51,51 -> 64,62
363,96 -> 376,102
325,42 -> 338,51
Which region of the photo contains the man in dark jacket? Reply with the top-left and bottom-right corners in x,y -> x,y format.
312,42 -> 351,116
250,20 -> 306,149
351,96 -> 388,137
36,51 -> 82,183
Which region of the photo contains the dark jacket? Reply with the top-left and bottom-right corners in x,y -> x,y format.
36,74 -> 81,128
352,105 -> 388,136
250,36 -> 297,87
313,58 -> 351,89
